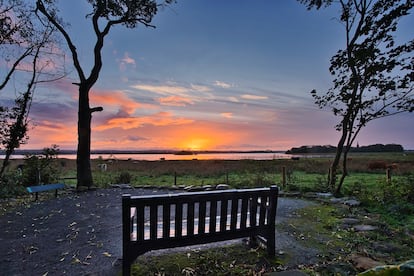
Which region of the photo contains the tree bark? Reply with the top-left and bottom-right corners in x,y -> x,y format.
76,84 -> 93,188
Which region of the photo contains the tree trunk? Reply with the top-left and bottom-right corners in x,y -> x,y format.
76,84 -> 93,188
336,145 -> 350,196
329,126 -> 348,192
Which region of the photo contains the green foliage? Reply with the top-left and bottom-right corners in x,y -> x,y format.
21,145 -> 61,186
116,171 -> 132,184
0,171 -> 25,198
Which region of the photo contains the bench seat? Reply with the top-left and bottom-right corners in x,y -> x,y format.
26,183 -> 65,200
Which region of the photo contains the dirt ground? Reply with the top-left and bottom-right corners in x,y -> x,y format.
0,188 -> 317,276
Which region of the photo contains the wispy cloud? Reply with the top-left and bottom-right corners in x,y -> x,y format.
118,52 -> 136,71
221,112 -> 233,119
214,81 -> 232,89
241,94 -> 268,100
157,96 -> 194,106
131,83 -> 190,96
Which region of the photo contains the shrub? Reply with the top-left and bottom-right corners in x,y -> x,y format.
116,171 -> 132,184
0,172 -> 25,198
21,145 -> 60,186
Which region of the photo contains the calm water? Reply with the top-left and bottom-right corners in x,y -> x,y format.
4,152 -> 295,161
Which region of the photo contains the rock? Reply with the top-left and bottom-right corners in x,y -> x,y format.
341,217 -> 360,226
202,185 -> 213,191
316,192 -> 333,198
354,225 -> 378,232
344,199 -> 361,207
216,184 -> 230,190
350,255 -> 383,271
358,260 -> 414,275
372,242 -> 400,253
268,270 -> 308,276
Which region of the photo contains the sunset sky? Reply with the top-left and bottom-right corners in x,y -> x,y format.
2,1 -> 414,151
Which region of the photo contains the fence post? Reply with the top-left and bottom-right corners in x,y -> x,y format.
282,166 -> 286,188
174,171 -> 177,186
386,168 -> 391,183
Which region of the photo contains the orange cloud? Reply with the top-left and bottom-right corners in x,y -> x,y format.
95,111 -> 193,131
27,120 -> 77,148
89,90 -> 153,114
157,96 -> 194,106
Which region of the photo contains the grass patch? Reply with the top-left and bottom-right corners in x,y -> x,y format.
131,244 -> 282,275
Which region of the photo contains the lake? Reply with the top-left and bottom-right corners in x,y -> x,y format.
3,152 -> 297,161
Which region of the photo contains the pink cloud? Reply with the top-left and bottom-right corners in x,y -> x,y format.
94,111 -> 194,131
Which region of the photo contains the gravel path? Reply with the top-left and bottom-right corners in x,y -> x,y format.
0,188 -> 317,275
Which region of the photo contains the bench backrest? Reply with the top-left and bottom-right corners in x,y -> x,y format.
122,186 -> 278,274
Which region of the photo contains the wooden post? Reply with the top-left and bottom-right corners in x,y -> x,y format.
174,171 -> 177,186
386,168 -> 391,183
226,171 -> 229,185
282,166 -> 286,188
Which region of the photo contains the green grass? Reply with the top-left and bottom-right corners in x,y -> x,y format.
131,244 -> 282,275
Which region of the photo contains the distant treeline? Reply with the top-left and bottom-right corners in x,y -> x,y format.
286,144 -> 404,154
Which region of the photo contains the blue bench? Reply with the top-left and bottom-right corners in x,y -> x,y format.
26,183 -> 66,200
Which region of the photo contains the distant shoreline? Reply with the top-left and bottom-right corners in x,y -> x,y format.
2,149 -> 283,156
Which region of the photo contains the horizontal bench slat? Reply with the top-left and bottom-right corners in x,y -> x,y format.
26,183 -> 65,193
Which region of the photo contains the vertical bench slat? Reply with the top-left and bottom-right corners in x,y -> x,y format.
209,200 -> 217,233
199,200 -> 206,234
175,203 -> 183,237
137,204 -> 145,241
230,198 -> 238,230
150,204 -> 158,240
250,195 -> 258,227
220,199 -> 228,232
240,197 -> 248,229
187,202 -> 195,236
259,196 -> 267,226
163,204 -> 171,238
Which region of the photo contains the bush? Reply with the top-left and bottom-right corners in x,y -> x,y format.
0,172 -> 25,198
21,145 -> 61,186
116,171 -> 132,184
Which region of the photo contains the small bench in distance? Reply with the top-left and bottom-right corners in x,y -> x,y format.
26,183 -> 65,201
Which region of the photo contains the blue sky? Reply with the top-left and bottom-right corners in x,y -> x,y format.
4,0 -> 413,150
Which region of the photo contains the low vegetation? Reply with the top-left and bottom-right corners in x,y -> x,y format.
0,152 -> 413,274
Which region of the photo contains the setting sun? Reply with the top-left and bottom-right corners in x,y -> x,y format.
180,137 -> 211,151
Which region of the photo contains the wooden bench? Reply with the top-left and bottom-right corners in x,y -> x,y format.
26,183 -> 65,201
122,186 -> 279,275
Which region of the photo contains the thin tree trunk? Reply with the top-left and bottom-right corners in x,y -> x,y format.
336,145 -> 350,196
329,121 -> 348,191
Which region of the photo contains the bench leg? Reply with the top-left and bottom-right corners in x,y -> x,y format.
55,189 -> 58,198
35,192 -> 38,201
122,260 -> 131,276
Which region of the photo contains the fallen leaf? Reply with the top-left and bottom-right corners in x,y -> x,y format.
102,252 -> 112,257
68,222 -> 77,227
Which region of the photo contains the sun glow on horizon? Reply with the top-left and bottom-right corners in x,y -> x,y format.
179,137 -> 211,151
